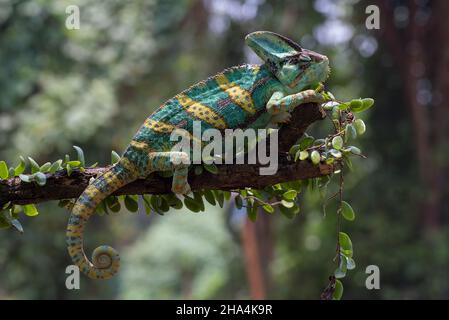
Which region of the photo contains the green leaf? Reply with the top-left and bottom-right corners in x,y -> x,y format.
346,257 -> 356,270
322,103 -> 334,111
281,200 -> 295,208
14,156 -> 26,176
339,232 -> 353,253
298,150 -> 309,161
289,144 -> 301,157
341,201 -> 355,221
28,157 -> 40,174
247,205 -> 258,222
352,98 -> 374,113
213,190 -> 225,208
203,189 -> 216,206
282,190 -> 297,201
354,119 -> 366,135
19,174 -> 31,183
66,164 -> 72,176
106,196 -> 121,213
159,197 -> 170,212
279,203 -> 300,219
284,180 -> 302,193
311,150 -> 321,165
184,196 -> 201,213
73,146 -> 86,167
334,267 -> 346,279
164,194 -> 183,209
142,195 -> 153,214
326,91 -> 335,100
2,202 -> 11,210
203,163 -> 218,174
49,160 -> 63,174
299,136 -> 314,150
193,192 -> 205,211
337,103 -> 349,110
235,195 -> 243,209
0,161 -> 8,179
10,218 -> 24,233
11,205 -> 21,216
329,149 -> 342,159
98,201 -> 109,215
345,124 -> 357,141
223,191 -> 231,200
332,136 -> 343,150
332,280 -> 344,300
124,195 -> 139,212
34,172 -> 47,186
23,204 -> 39,217
111,150 -> 121,164
66,160 -> 81,168
262,204 -> 274,214
150,195 -> 164,215
1,210 -> 24,233
39,162 -> 52,173
349,99 -> 363,110
347,146 -> 361,155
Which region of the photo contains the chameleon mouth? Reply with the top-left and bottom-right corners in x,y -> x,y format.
289,63 -> 331,89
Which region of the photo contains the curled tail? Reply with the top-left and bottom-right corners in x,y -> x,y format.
66,157 -> 138,280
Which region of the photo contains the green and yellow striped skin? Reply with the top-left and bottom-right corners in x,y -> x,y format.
67,31 -> 330,280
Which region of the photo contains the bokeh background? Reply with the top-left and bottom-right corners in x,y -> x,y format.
0,0 -> 448,299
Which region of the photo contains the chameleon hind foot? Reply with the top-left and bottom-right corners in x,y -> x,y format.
171,167 -> 191,195
147,151 -> 191,195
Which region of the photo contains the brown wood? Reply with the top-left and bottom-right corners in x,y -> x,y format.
0,103 -> 332,207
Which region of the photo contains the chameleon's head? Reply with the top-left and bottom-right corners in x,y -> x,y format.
245,31 -> 330,91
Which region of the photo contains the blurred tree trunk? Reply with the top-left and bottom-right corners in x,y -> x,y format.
378,0 -> 449,231
241,212 -> 273,299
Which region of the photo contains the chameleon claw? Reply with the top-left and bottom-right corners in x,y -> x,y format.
172,182 -> 192,195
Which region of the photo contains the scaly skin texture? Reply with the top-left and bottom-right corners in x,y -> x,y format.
67,31 -> 330,279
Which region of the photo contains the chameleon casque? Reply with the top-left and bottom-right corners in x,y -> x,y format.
67,31 -> 330,279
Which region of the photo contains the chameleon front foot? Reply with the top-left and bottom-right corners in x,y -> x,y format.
171,167 -> 191,195
271,111 -> 292,124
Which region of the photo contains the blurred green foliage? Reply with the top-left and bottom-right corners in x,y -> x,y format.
0,0 -> 447,299
120,205 -> 245,299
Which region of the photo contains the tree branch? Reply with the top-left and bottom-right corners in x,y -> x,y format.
0,103 -> 331,206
